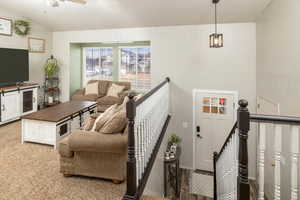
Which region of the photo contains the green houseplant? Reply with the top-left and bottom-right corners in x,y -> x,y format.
44,60 -> 58,77
169,134 -> 182,145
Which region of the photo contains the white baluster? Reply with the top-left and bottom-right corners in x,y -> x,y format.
258,123 -> 266,200
274,125 -> 282,200
290,126 -> 299,200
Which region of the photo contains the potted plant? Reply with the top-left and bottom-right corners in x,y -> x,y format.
169,134 -> 182,147
44,60 -> 58,78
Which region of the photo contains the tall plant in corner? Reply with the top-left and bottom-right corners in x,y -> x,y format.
44,56 -> 59,78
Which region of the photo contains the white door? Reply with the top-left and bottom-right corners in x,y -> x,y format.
193,90 -> 237,171
1,91 -> 20,122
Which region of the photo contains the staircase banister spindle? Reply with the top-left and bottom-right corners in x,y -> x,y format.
274,124 -> 282,200
237,99 -> 250,200
290,126 -> 299,200
258,123 -> 266,200
216,122 -> 238,162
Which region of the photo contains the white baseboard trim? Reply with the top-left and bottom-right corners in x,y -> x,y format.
180,165 -> 193,170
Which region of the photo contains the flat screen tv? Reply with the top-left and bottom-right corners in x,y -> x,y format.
0,48 -> 29,86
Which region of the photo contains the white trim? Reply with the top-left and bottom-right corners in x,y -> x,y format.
192,89 -> 239,171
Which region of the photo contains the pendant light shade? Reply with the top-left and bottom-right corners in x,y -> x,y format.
210,33 -> 223,48
210,0 -> 223,48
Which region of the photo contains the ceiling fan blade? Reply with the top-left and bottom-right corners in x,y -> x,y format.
67,0 -> 87,4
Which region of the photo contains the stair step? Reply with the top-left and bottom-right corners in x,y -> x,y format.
141,195 -> 169,200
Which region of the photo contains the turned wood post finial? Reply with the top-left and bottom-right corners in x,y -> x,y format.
238,99 -> 248,109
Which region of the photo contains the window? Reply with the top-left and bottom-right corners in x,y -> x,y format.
84,47 -> 113,80
120,47 -> 151,90
202,97 -> 227,114
82,44 -> 151,91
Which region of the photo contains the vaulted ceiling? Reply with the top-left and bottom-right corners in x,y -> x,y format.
0,0 -> 273,31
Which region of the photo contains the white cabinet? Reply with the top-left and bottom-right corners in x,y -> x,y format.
20,88 -> 38,116
1,91 -> 20,122
0,85 -> 39,125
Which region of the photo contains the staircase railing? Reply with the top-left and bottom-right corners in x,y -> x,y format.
214,99 -> 300,200
214,100 -> 250,200
250,113 -> 300,200
123,77 -> 171,200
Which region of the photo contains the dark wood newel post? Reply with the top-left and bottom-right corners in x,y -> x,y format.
213,152 -> 218,200
123,93 -> 137,200
237,99 -> 250,200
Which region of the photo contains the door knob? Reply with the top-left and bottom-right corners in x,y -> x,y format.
197,134 -> 203,139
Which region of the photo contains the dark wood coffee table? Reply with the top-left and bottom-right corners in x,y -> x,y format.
22,101 -> 97,149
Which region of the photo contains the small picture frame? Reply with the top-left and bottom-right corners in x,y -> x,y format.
0,17 -> 12,36
28,37 -> 45,53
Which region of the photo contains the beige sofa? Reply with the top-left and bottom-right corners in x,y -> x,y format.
71,80 -> 131,112
59,128 -> 128,183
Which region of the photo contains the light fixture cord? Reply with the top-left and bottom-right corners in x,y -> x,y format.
215,2 -> 217,34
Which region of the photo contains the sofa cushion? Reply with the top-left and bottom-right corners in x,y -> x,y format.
85,81 -> 99,95
98,80 -> 110,96
111,81 -> 131,91
100,109 -> 127,134
107,83 -> 125,98
97,96 -> 122,106
68,130 -> 128,154
93,104 -> 123,132
59,137 -> 74,158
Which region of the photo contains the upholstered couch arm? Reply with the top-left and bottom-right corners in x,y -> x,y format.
68,130 -> 128,154
71,89 -> 85,100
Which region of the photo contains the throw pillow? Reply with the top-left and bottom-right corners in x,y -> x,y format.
91,113 -> 103,132
83,117 -> 96,131
106,83 -> 125,98
99,109 -> 127,134
85,81 -> 99,95
93,104 -> 123,132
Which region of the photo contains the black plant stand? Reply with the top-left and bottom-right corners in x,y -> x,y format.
164,147 -> 181,199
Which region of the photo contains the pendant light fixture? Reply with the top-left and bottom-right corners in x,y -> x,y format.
209,0 -> 223,48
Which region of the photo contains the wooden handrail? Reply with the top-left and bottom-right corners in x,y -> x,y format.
123,78 -> 171,200
135,77 -> 170,106
250,114 -> 300,125
136,115 -> 171,199
214,99 -> 250,200
215,122 -> 237,161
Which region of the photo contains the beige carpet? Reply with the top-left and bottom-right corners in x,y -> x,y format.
0,121 -> 126,200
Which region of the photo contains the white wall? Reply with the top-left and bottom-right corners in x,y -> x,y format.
52,23 -> 257,194
0,8 -> 53,103
257,0 -> 300,199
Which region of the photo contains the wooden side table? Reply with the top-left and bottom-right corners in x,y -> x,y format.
164,147 -> 181,198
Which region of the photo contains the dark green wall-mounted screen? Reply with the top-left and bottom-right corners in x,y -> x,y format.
0,48 -> 29,84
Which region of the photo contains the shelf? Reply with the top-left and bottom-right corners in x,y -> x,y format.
45,77 -> 59,80
45,87 -> 60,92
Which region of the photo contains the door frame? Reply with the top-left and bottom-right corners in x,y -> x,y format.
192,89 -> 239,170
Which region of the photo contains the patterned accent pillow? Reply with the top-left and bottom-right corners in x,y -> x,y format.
106,84 -> 125,98
83,117 -> 96,131
99,109 -> 127,134
85,81 -> 99,95
92,104 -> 123,132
